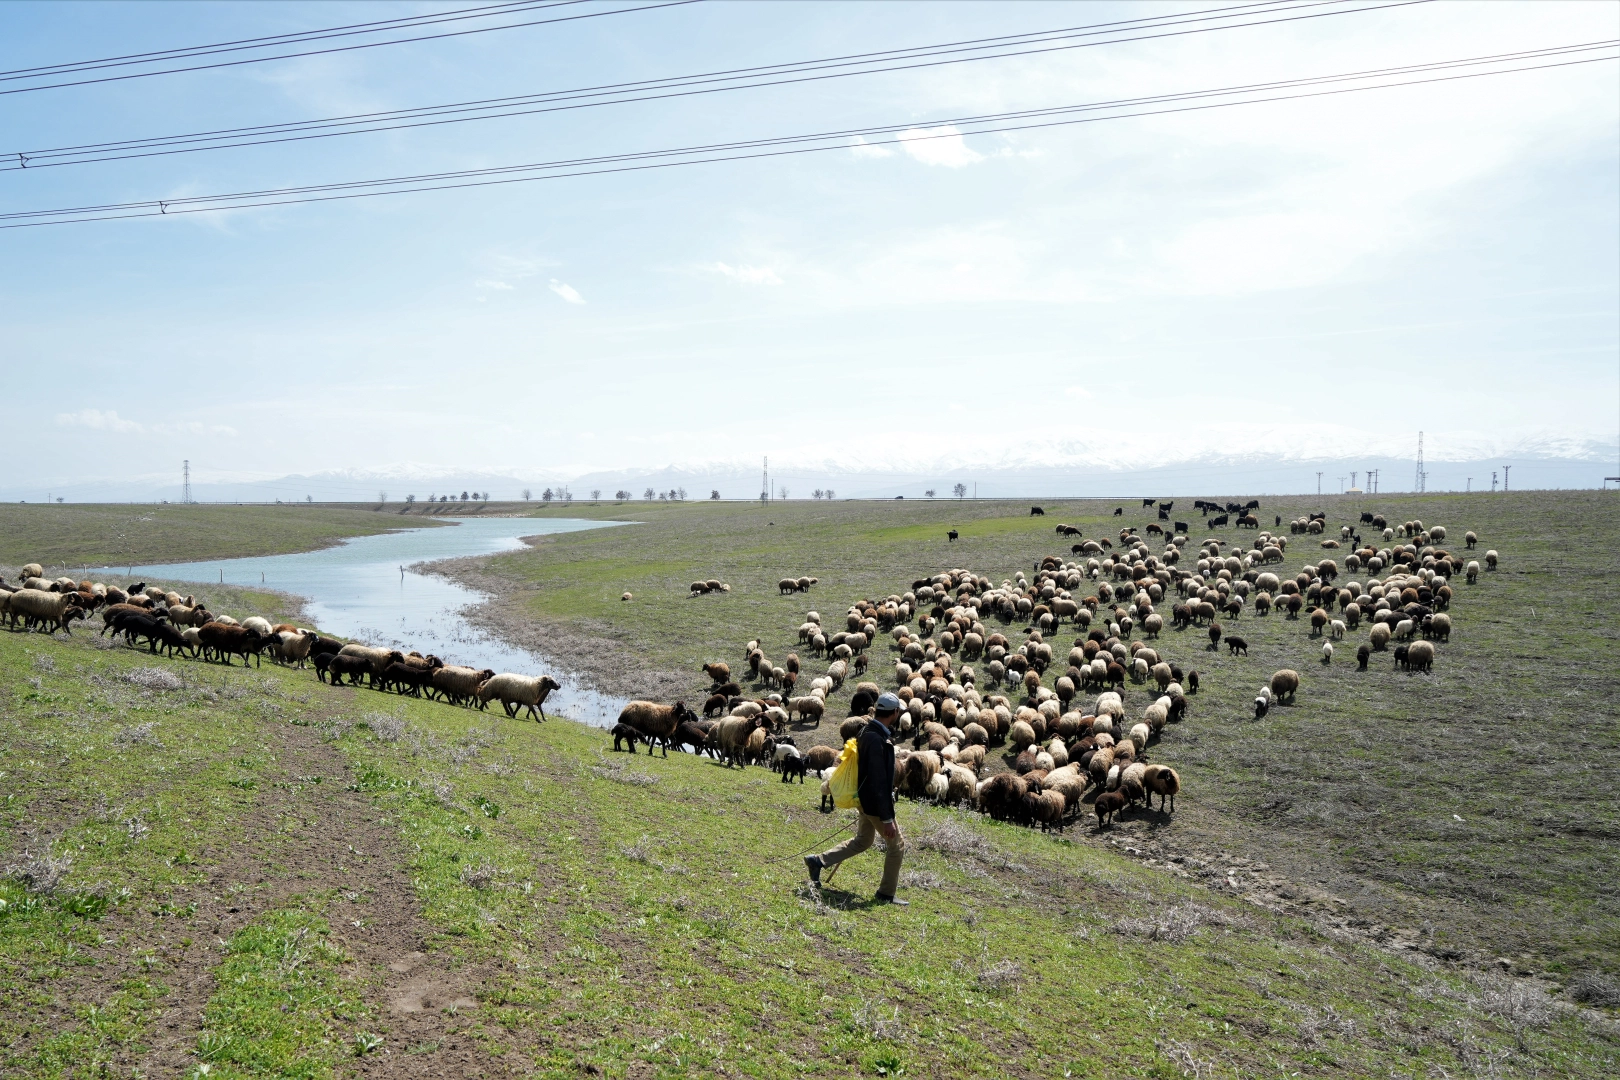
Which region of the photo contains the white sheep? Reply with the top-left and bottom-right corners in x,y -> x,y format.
1321,641 -> 1334,663
1330,619 -> 1346,640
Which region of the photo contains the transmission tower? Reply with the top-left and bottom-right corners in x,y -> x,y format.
761,456 -> 768,502
1415,432 -> 1425,493
182,460 -> 191,504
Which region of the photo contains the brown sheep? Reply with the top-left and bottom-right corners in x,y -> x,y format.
617,701 -> 698,756
1094,789 -> 1129,826
702,662 -> 731,684
804,744 -> 839,772
1269,669 -> 1300,704
1142,763 -> 1180,812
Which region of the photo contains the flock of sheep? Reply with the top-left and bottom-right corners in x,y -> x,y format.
1,503 -> 1493,838
609,505 -> 1494,833
0,563 -> 563,721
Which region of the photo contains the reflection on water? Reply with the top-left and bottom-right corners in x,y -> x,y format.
108,517 -> 630,726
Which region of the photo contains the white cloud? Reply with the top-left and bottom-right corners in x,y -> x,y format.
476,279 -> 514,291
56,409 -> 141,433
54,409 -> 235,438
897,126 -> 982,168
548,280 -> 585,304
849,135 -> 894,159
709,262 -> 783,286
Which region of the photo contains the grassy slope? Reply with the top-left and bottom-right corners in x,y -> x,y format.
459,494 -> 1620,980
0,503 -> 444,572
2,626 -> 1612,1078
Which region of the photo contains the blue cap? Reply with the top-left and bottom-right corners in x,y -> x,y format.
875,692 -> 902,714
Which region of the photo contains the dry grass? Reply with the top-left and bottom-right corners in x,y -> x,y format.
4,849 -> 73,894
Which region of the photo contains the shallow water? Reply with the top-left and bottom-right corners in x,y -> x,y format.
106,517 -> 631,725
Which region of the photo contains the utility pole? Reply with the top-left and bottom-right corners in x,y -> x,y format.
1351,471 -> 1358,490
1415,432 -> 1425,493
761,456 -> 768,503
1466,477 -> 1472,492
1491,471 -> 1498,492
1337,476 -> 1347,493
182,460 -> 191,504
1316,471 -> 1323,495
1502,465 -> 1510,492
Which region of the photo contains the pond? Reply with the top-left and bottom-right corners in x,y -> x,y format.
107,517 -> 631,725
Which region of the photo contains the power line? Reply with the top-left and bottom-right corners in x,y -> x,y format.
3,1 -> 1414,169
0,1 -> 698,96
5,43 -> 1612,229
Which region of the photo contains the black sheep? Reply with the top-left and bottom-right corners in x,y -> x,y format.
1226,636 -> 1248,656
611,724 -> 641,753
1356,644 -> 1370,670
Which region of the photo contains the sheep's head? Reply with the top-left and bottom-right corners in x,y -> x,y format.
538,675 -> 562,694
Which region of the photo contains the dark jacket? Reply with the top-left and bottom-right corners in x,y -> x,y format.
855,715 -> 896,821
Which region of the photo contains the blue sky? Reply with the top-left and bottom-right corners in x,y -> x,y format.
2,0 -> 1616,491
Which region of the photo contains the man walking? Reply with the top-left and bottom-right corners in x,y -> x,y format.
805,693 -> 907,905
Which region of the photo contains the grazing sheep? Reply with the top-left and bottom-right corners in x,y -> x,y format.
1330,619 -> 1347,640
1253,695 -> 1269,720
1269,669 -> 1300,704
1485,549 -> 1499,570
1406,640 -> 1436,673
1369,623 -> 1392,651
703,662 -> 731,684
804,744 -> 839,773
1225,635 -> 1248,656
477,674 -> 563,721
1321,642 -> 1334,664
1425,613 -> 1452,641
1356,644 -> 1370,670
622,591 -> 633,601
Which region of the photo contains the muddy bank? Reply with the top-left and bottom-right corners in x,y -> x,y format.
420,553 -> 693,705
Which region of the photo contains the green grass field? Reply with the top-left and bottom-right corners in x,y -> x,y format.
1,625 -> 1612,1078
0,503 -> 448,573
3,494 -> 1617,1076
439,493 -> 1620,987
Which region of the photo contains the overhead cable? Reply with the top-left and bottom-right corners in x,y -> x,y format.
4,0 -> 1420,167
0,0 -> 699,96
4,42 -> 1612,228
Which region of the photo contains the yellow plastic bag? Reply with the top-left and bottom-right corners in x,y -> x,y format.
828,737 -> 861,810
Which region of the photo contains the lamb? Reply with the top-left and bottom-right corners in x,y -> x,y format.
1094,788 -> 1129,826
611,724 -> 642,753
1356,644 -> 1370,670
1321,642 -> 1334,664
1225,635 -> 1248,656
617,700 -> 698,755
1330,619 -> 1346,640
702,662 -> 731,684
1269,669 -> 1300,704
7,588 -> 88,634
477,673 -> 563,721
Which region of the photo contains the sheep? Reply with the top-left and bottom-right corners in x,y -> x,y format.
475,673 -> 562,721
1425,613 -> 1452,641
1406,640 -> 1436,673
20,563 -> 43,580
703,662 -> 731,684
618,700 -> 699,756
1225,635 -> 1248,656
1321,642 -> 1334,664
7,588 -> 88,634
804,744 -> 839,773
1485,549 -> 1499,570
1269,669 -> 1300,704
241,615 -> 275,638
610,724 -> 643,752
976,772 -> 1028,821
429,665 -> 495,706
622,591 -> 633,601
1142,763 -> 1180,812
1330,619 -> 1347,640
337,643 -> 396,681
1356,643 -> 1370,670
198,622 -> 276,666
272,630 -> 315,667
1369,623 -> 1392,651
322,653 -> 369,685
1094,789 -> 1129,826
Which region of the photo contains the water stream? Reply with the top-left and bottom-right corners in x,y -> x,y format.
104,517 -> 631,725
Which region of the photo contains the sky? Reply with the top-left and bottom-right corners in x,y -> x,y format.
1,0 -> 1617,497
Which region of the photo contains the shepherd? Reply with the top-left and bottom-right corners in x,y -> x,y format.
804,693 -> 906,905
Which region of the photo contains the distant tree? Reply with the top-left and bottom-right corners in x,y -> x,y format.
522,488 -> 532,501
677,487 -> 687,501
658,491 -> 668,500
953,483 -> 967,499
405,494 -> 416,504
306,495 -> 313,504
925,488 -> 936,499
481,492 -> 490,502
779,487 -> 790,500
541,488 -> 553,503
379,491 -> 387,504
441,495 -> 449,503
710,489 -> 720,500
562,489 -> 573,503
591,488 -> 601,502
826,489 -> 835,500
615,489 -> 631,501
460,491 -> 469,501
812,488 -> 824,500
644,487 -> 655,500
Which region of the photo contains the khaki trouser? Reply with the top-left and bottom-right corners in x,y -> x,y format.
820,813 -> 903,897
